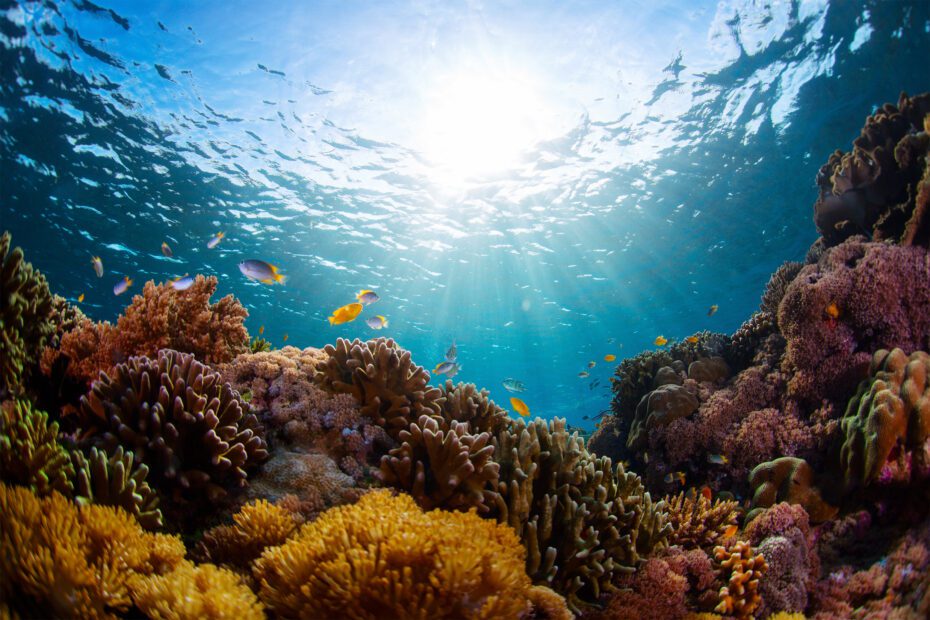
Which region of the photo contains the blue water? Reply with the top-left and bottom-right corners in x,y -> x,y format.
2,0 -> 929,426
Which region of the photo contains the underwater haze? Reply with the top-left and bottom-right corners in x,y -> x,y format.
2,0 -> 929,426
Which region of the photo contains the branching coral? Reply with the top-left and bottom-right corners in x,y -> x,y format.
437,380 -> 510,435
0,231 -> 54,396
0,399 -> 73,496
252,489 -> 547,619
0,482 -> 184,619
489,417 -> 670,612
665,490 -> 740,552
79,349 -> 267,508
195,499 -> 301,570
314,337 -> 443,439
130,561 -> 265,620
71,446 -> 162,530
712,541 -> 767,619
380,414 -> 499,512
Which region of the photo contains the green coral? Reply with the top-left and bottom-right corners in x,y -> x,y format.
0,399 -> 73,496
0,232 -> 54,396
71,446 -> 163,530
249,336 -> 271,353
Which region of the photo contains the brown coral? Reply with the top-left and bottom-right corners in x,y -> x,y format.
712,541 -> 767,619
130,561 -> 265,620
0,399 -> 73,496
749,457 -> 837,523
252,489 -> 544,619
665,490 -> 740,552
626,384 -> 699,451
71,446 -> 162,530
437,379 -> 510,434
194,498 -> 301,570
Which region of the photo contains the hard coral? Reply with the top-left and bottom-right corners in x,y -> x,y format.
0,482 -> 184,619
79,349 -> 267,508
252,489 -> 548,619
749,457 -> 837,523
839,348 -> 930,489
665,490 -> 740,552
438,379 -> 510,434
314,337 -> 443,439
71,446 -> 162,530
626,384 -> 699,451
130,561 -> 265,620
0,399 -> 73,496
0,231 -> 54,396
712,541 -> 767,619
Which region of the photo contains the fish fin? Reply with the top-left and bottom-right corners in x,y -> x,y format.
275,272 -> 287,284
259,278 -> 275,284
328,316 -> 336,325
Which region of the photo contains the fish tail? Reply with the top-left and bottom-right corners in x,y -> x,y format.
328,316 -> 336,325
275,272 -> 287,284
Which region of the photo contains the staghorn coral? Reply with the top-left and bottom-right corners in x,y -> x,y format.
0,232 -> 54,396
489,417 -> 670,612
252,488 -> 547,619
380,414 -> 499,512
130,561 -> 265,620
665,490 -> 740,552
839,348 -> 930,490
749,457 -> 837,523
438,379 -> 510,434
712,541 -> 766,619
79,349 -> 267,509
0,399 -> 73,496
71,446 -> 162,530
194,498 -> 301,570
315,337 -> 443,439
778,239 -> 930,405
0,482 -> 184,619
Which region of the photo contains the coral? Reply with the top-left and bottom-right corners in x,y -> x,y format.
627,384 -> 699,451
726,311 -> 778,371
130,561 -> 265,620
194,499 -> 301,570
43,317 -> 118,386
71,446 -> 162,530
665,490 -> 740,552
712,541 -> 766,619
0,232 -> 54,396
761,261 -> 804,317
778,239 -> 930,404
581,554 -> 690,620
687,357 -> 730,384
315,337 -> 443,440
839,348 -> 930,490
252,489 -> 541,619
380,414 -> 499,512
814,92 -> 930,247
438,379 -> 510,434
527,586 -> 573,620
0,399 -> 73,496
0,482 -> 184,618
489,417 -> 670,612
728,407 -> 815,474
79,349 -> 267,508
749,457 -> 837,523
249,336 -> 271,353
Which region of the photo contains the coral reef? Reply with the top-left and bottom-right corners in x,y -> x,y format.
665,490 -> 740,552
437,379 -> 510,434
0,231 -> 54,397
0,398 -> 73,496
79,349 -> 267,509
760,261 -> 804,316
252,489 -> 563,619
71,446 -> 162,530
249,336 -> 271,353
749,457 -> 837,522
712,541 -> 766,619
194,499 -> 301,570
626,384 -> 699,451
130,561 -> 265,620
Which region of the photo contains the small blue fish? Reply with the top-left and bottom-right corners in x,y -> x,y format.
113,276 -> 133,296
356,289 -> 380,305
90,256 -> 104,278
239,260 -> 286,284
366,315 -> 389,330
207,232 -> 225,249
170,274 -> 195,291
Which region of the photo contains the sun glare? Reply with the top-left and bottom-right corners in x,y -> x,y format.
418,68 -> 547,182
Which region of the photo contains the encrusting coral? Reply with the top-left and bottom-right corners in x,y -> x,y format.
130,561 -> 265,620
194,498 -> 301,570
252,489 -> 569,619
71,446 -> 163,530
665,489 -> 740,552
749,456 -> 837,523
0,482 -> 185,619
0,231 -> 54,397
712,541 -> 767,619
79,349 -> 268,508
0,398 -> 73,496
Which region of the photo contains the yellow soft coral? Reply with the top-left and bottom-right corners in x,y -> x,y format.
196,498 -> 302,569
713,541 -> 767,620
130,561 -> 264,620
0,483 -> 184,619
253,489 -> 553,619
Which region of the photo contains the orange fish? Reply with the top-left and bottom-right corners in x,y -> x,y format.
510,397 -> 530,417
825,302 -> 840,320
685,335 -> 699,344
77,293 -> 85,303
707,304 -> 718,316
701,486 -> 713,502
723,524 -> 738,539
259,325 -> 264,335
654,336 -> 668,347
604,354 -> 616,362
328,302 -> 363,325
283,333 -> 288,342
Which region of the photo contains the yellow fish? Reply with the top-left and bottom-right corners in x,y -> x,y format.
77,293 -> 85,303
825,302 -> 840,319
604,354 -> 616,362
654,336 -> 668,346
258,325 -> 264,335
510,397 -> 530,417
723,524 -> 738,539
663,471 -> 686,485
283,333 -> 288,342
328,302 -> 363,325
707,453 -> 729,465
707,304 -> 719,316
685,335 -> 699,344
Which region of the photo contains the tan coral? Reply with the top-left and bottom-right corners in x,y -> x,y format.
626,383 -> 699,451
130,561 -> 264,620
749,457 -> 837,523
0,399 -> 73,496
713,541 -> 767,619
665,490 -> 740,552
437,380 -> 510,434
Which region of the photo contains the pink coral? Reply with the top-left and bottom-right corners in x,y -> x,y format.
580,555 -> 689,620
729,408 -> 815,476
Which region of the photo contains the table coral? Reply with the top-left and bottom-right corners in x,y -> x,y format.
71,445 -> 162,530
130,561 -> 265,620
839,348 -> 930,490
79,349 -> 268,509
0,231 -> 54,397
665,490 -> 740,552
252,489 -> 556,619
712,541 -> 767,619
0,398 -> 73,496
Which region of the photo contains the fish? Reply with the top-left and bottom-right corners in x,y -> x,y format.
589,379 -> 601,390
328,302 -> 363,325
707,453 -> 729,465
510,397 -> 530,417
664,471 -> 686,485
239,260 -> 286,285
685,335 -> 699,344
77,293 -> 84,303
169,274 -> 195,291
594,410 -> 610,420
433,361 -> 460,376
643,452 -> 650,464
707,304 -> 719,317
604,354 -> 616,362
283,333 -> 288,342
654,336 -> 668,346
723,525 -> 738,539
91,256 -> 104,278
366,315 -> 389,330
356,289 -> 380,305
113,276 -> 133,296
502,378 -> 526,393
701,486 -> 713,501
445,339 -> 457,362
607,338 -> 615,344
578,371 -> 590,378
207,232 -> 225,249
161,241 -> 173,258
587,361 -> 596,368
259,325 -> 264,335
825,302 -> 840,319
447,363 -> 461,379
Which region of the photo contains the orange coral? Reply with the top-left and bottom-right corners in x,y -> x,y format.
252,489 -> 548,619
130,561 -> 264,620
665,490 -> 740,552
195,499 -> 301,569
712,541 -> 767,619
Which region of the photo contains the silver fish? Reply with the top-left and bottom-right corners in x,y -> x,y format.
501,378 -> 526,393
91,256 -> 104,278
433,360 -> 459,376
170,274 -> 195,290
113,276 -> 133,296
207,232 -> 224,249
366,315 -> 389,330
239,260 -> 286,284
445,339 -> 457,362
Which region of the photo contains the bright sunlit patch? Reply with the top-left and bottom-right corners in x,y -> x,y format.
418,68 -> 548,182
